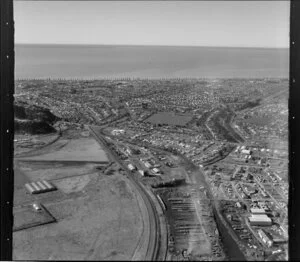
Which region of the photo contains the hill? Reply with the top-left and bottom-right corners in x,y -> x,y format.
14,99 -> 59,134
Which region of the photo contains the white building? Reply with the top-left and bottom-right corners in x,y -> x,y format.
257,229 -> 273,247
249,214 -> 272,226
138,170 -> 146,176
250,208 -> 266,214
111,129 -> 125,135
241,149 -> 251,155
144,161 -> 152,169
152,167 -> 160,173
127,163 -> 136,171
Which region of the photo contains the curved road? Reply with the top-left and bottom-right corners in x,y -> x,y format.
88,125 -> 160,261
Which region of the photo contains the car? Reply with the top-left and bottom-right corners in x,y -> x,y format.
32,203 -> 42,211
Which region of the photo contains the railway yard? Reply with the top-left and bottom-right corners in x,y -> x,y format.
13,78 -> 288,261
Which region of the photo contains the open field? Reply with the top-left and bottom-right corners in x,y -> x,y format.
15,161 -> 103,183
13,205 -> 56,232
145,112 -> 193,126
17,137 -> 109,163
243,116 -> 272,126
14,133 -> 60,156
13,173 -> 144,260
13,131 -> 146,260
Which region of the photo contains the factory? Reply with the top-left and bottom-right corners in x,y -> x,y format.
152,167 -> 160,174
248,214 -> 272,226
144,161 -> 152,169
241,149 -> 251,155
25,180 -> 56,194
138,169 -> 148,176
257,229 -> 273,247
250,208 -> 266,214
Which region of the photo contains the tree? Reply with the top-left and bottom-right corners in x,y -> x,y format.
219,150 -> 224,157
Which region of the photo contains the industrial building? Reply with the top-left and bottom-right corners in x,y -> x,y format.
152,167 -> 160,174
241,149 -> 251,155
144,161 -> 152,169
25,180 -> 56,194
257,229 -> 273,247
236,202 -> 242,208
249,214 -> 272,226
250,208 -> 266,214
138,169 -> 146,176
273,238 -> 287,245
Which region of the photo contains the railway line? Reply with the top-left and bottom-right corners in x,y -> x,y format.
88,125 -> 161,261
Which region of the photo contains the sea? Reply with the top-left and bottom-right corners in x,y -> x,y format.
15,44 -> 289,79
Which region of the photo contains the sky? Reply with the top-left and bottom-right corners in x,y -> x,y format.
14,1 -> 290,48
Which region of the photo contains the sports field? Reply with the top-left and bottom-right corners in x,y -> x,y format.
145,112 -> 192,126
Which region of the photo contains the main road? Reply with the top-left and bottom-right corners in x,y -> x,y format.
88,125 -> 162,261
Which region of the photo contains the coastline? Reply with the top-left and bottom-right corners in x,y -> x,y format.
15,45 -> 289,80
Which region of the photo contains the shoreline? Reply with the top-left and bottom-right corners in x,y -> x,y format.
15,43 -> 289,50
14,77 -> 289,81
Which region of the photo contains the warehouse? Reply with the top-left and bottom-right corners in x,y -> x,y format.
152,167 -> 160,174
257,229 -> 273,247
273,238 -> 287,245
138,170 -> 146,176
249,214 -> 272,226
25,180 -> 56,194
250,208 -> 266,214
144,161 -> 152,169
241,149 -> 251,155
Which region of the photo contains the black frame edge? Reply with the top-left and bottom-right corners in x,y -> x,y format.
0,0 -> 14,260
289,0 -> 300,261
0,0 -> 295,260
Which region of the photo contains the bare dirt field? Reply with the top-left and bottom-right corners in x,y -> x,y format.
14,133 -> 59,156
15,160 -> 102,183
13,130 -> 146,260
13,172 -> 144,260
243,116 -> 272,126
13,205 -> 56,232
17,137 -> 109,163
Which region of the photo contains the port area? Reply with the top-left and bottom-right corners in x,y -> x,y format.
13,127 -> 153,260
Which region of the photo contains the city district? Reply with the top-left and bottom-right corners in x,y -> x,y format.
13,78 -> 288,261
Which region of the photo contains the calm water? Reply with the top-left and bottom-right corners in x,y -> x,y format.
15,44 -> 289,79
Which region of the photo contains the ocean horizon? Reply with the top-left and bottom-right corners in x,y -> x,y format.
15,44 -> 289,79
